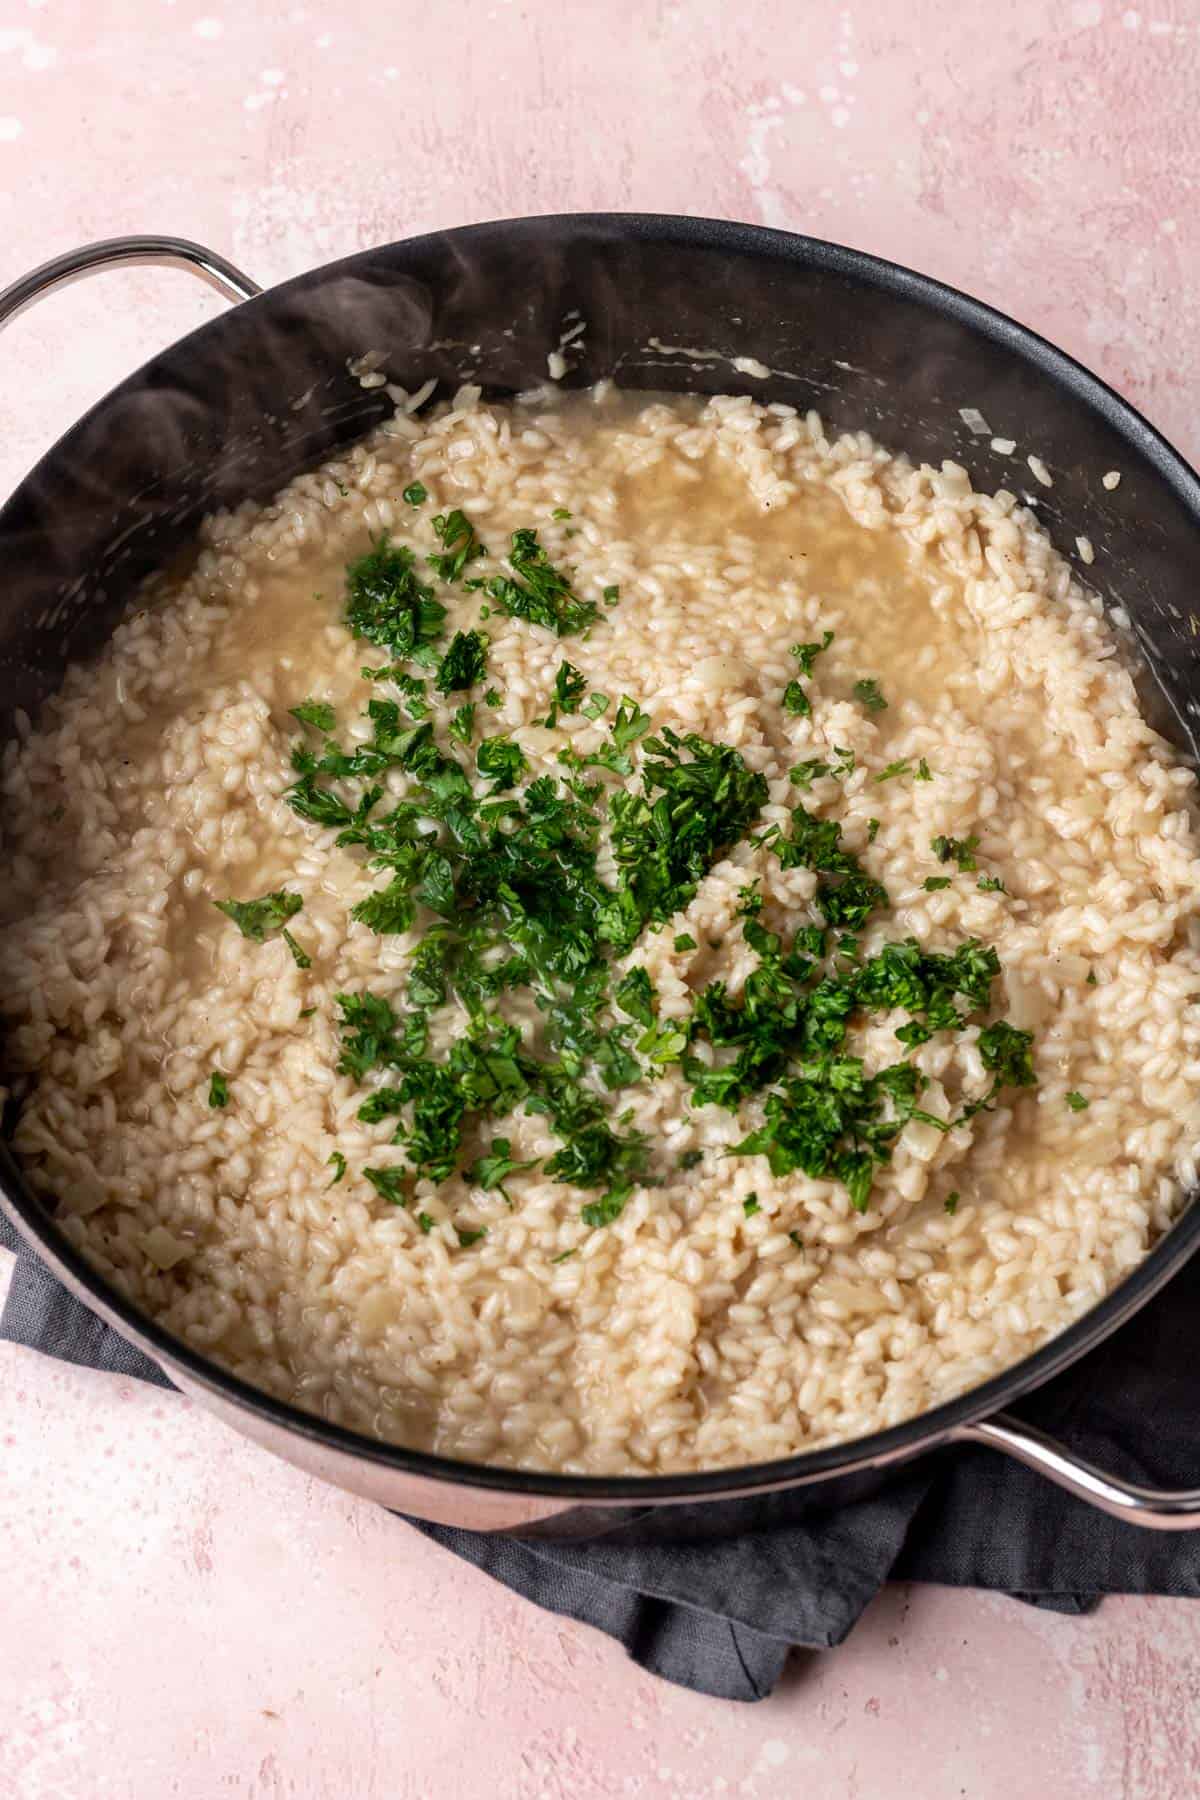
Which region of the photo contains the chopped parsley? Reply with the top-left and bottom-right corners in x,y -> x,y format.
417,1210 -> 436,1233
615,966 -> 656,1026
867,818 -> 880,843
678,1149 -> 703,1170
290,698 -> 336,732
944,1190 -> 960,1215
428,509 -> 486,583
977,875 -> 1006,893
1065,1090 -> 1089,1112
790,631 -> 834,677
456,1225 -> 488,1248
602,584 -> 620,607
476,736 -> 527,792
345,536 -> 445,661
468,1137 -> 538,1198
543,660 -> 587,727
916,759 -> 933,781
327,1151 -> 347,1186
551,507 -> 572,520
923,877 -> 953,892
874,760 -> 912,784
743,1193 -> 761,1217
782,680 -> 812,719
488,528 -> 598,636
582,691 -> 611,720
435,629 -> 489,693
449,702 -> 476,745
674,933 -> 697,952
789,748 -> 855,790
853,677 -> 888,713
403,481 -> 427,505
363,1166 -> 411,1206
215,889 -> 303,943
208,1071 -> 228,1109
978,1020 -> 1036,1091
282,928 -> 311,969
932,834 -> 979,872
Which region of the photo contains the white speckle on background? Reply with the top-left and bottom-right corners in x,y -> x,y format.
315,31 -> 333,47
1161,217 -> 1177,234
0,26 -> 57,69
0,116 -> 22,141
1103,469 -> 1122,489
262,67 -> 285,85
1123,7 -> 1141,25
193,16 -> 224,37
832,105 -> 850,127
1071,0 -> 1102,25
818,83 -> 838,103
761,1740 -> 789,1768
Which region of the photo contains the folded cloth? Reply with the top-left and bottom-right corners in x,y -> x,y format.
3,1208 -> 1198,1701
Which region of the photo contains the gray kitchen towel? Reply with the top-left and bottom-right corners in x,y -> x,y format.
3,1206 -> 1198,1701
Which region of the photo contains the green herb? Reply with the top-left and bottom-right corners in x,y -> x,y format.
1087,970 -> 1098,986
923,877 -> 953,892
932,834 -> 980,872
282,928 -> 311,969
550,1247 -> 576,1263
290,698 -> 337,732
484,686 -> 501,705
853,678 -> 888,713
874,760 -> 912,784
403,481 -> 427,505
299,1006 -> 316,1019
449,702 -> 476,746
435,629 -> 489,693
363,1166 -> 411,1206
345,535 -> 446,662
327,1151 -> 347,1186
1065,1090 -> 1089,1112
790,631 -> 834,677
609,729 -> 767,930
333,478 -> 349,497
208,1071 -> 228,1109
543,660 -> 587,727
215,889 -> 303,943
580,1180 -> 637,1228
488,528 -> 599,636
476,736 -> 527,792
614,966 -> 656,1026
788,1229 -> 804,1248
916,758 -> 933,781
636,1019 -> 688,1065
428,508 -> 486,583
582,691 -> 610,720
417,1210 -> 435,1233
551,507 -> 572,520
602,584 -> 620,607
978,1020 -> 1037,1090
790,759 -> 830,791
456,1225 -> 488,1248
867,819 -> 880,842
977,875 -> 1006,893
674,933 -> 697,952
678,1149 -> 703,1170
743,1193 -> 761,1217
944,1190 -> 960,1215
468,1136 -> 538,1198
782,680 -> 812,718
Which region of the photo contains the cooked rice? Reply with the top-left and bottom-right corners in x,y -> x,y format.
2,385 -> 1198,1475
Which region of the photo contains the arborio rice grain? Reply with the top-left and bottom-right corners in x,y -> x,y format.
2,384 -> 1198,1475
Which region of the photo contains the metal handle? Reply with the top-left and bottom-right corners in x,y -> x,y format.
0,234 -> 262,332
953,1413 -> 1200,1530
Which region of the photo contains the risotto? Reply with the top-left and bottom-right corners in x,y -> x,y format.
3,381 -> 1199,1475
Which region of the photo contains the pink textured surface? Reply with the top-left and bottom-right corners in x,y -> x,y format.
2,1 -> 1199,1793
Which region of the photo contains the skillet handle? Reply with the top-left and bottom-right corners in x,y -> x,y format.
953,1413 -> 1200,1530
0,235 -> 262,332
